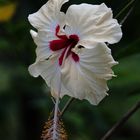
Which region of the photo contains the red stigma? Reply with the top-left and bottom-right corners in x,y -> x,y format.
49,25 -> 80,65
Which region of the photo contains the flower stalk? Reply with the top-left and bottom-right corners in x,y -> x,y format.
52,96 -> 60,139
115,0 -> 135,19
60,97 -> 74,117
101,101 -> 140,140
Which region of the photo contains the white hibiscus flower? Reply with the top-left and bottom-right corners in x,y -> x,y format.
28,0 -> 122,105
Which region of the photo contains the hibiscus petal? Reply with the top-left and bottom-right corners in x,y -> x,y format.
29,54 -> 62,96
28,0 -> 68,33
30,30 -> 38,38
61,43 -> 117,105
28,0 -> 69,63
28,55 -> 74,98
65,3 -> 122,46
79,43 -> 118,80
31,30 -> 58,62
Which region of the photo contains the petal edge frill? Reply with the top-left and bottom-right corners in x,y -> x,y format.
28,0 -> 69,30
61,43 -> 117,105
28,57 -> 75,98
29,56 -> 63,97
65,3 -> 122,46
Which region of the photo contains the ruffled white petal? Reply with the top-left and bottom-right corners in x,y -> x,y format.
28,55 -> 73,98
28,0 -> 69,64
65,3 -> 122,46
61,43 -> 117,105
30,30 -> 38,38
78,43 -> 118,80
28,0 -> 69,32
28,54 -> 61,96
32,31 -> 58,62
30,30 -> 54,62
61,57 -> 105,105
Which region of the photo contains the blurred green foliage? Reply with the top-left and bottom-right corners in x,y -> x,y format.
0,0 -> 140,140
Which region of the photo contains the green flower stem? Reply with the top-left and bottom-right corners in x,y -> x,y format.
60,97 -> 74,117
120,6 -> 134,25
115,0 -> 135,19
101,101 -> 140,140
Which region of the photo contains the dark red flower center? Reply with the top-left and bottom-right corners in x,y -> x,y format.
49,25 -> 79,66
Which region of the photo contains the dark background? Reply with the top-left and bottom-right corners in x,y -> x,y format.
0,0 -> 140,140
